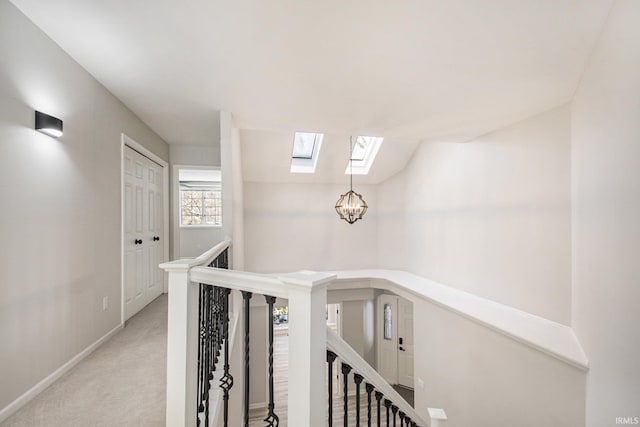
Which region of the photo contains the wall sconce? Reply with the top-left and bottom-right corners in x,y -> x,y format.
35,111 -> 63,137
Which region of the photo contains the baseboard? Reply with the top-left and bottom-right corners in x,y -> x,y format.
0,323 -> 124,423
249,402 -> 267,410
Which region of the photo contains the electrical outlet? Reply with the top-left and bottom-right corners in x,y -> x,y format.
102,296 -> 109,311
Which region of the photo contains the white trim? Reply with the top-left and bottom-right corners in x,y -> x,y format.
121,134 -> 170,326
327,326 -> 428,426
0,323 -> 123,423
290,132 -> 323,174
122,134 -> 168,167
345,136 -> 383,175
331,270 -> 590,370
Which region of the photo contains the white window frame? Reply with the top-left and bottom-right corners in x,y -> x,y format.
344,136 -> 384,175
179,184 -> 223,227
290,132 -> 324,174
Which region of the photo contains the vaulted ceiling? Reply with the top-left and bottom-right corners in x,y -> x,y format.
11,0 -> 613,183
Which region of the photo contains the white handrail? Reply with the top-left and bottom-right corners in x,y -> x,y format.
159,238 -> 231,272
163,254 -> 335,427
192,238 -> 231,267
190,266 -> 285,298
327,326 -> 429,426
330,269 -> 588,371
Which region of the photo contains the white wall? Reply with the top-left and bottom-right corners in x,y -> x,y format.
341,301 -> 365,359
341,300 -> 376,368
415,300 -> 585,427
378,105 -> 572,324
230,126 -> 245,270
0,1 -> 169,414
571,0 -> 640,424
244,182 -> 378,273
169,144 -> 220,166
220,112 -> 245,270
178,227 -> 224,258
169,145 -> 222,258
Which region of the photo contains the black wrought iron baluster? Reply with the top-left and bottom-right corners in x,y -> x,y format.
211,287 -> 217,374
354,374 -> 363,426
204,285 -> 213,426
384,400 -> 391,427
399,411 -> 405,427
219,288 -> 234,427
411,422 -> 418,427
366,383 -> 374,427
197,284 -> 205,425
391,405 -> 398,427
341,363 -> 352,427
264,295 -> 279,426
405,416 -> 411,427
327,351 -> 337,427
212,287 -> 220,370
241,291 -> 252,427
216,247 -> 228,269
375,391 -> 383,427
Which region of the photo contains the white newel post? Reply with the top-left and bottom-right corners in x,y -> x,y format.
160,260 -> 199,427
280,271 -> 337,427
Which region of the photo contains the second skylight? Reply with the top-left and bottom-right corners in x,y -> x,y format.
346,136 -> 383,175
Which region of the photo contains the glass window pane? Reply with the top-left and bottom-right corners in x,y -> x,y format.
180,187 -> 222,226
384,303 -> 392,340
292,132 -> 318,159
351,136 -> 371,161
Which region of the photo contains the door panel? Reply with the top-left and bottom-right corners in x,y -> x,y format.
124,250 -> 134,305
148,191 -> 155,232
135,186 -> 143,234
135,249 -> 144,298
124,185 -> 133,234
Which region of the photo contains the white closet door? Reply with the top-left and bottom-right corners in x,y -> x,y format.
124,146 -> 164,321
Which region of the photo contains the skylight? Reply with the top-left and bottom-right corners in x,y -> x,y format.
291,132 -> 324,173
345,136 -> 383,175
292,132 -> 317,159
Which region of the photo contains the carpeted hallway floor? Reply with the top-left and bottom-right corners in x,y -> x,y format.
2,295 -> 167,427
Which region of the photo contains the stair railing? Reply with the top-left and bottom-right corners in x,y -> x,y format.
162,241 -> 335,427
161,239 -> 446,427
327,327 -> 429,426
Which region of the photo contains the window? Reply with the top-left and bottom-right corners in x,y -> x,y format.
180,187 -> 222,225
291,131 -> 324,173
292,132 -> 318,159
179,169 -> 222,226
345,136 -> 383,175
384,303 -> 393,340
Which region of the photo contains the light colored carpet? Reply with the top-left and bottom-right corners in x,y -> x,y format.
2,295 -> 167,427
